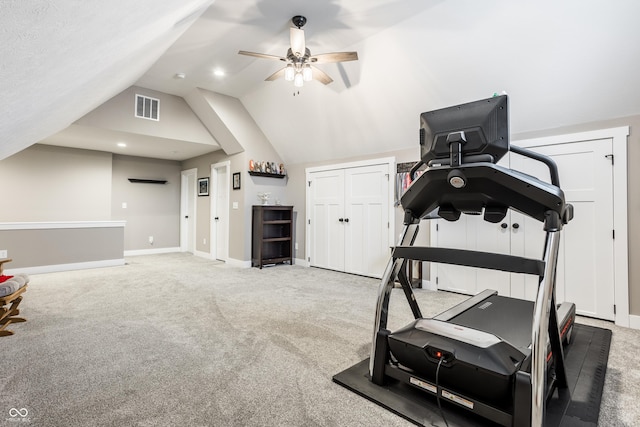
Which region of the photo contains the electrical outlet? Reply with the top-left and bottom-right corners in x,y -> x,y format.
148,236 -> 154,245
0,250 -> 7,258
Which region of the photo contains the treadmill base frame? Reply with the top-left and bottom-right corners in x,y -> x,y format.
333,323 -> 611,427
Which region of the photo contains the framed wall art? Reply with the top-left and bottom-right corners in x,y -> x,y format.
198,177 -> 209,196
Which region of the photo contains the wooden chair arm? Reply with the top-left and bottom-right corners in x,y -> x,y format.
0,258 -> 13,275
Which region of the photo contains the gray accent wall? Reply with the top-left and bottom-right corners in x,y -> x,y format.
0,145 -> 182,262
111,154 -> 182,250
0,145 -> 112,221
0,226 -> 124,270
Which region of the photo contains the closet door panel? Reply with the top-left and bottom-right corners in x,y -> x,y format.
309,169 -> 345,271
344,164 -> 389,278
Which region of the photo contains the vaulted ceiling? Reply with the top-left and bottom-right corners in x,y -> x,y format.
2,0 -> 640,164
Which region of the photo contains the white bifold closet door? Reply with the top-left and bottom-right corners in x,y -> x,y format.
309,164 -> 390,278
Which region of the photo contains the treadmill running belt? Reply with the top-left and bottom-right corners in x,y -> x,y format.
332,323 -> 611,427
448,295 -> 534,352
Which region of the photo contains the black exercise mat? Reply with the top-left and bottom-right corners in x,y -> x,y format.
333,324 -> 611,427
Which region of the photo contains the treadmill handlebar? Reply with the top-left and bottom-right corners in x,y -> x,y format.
510,145 -> 560,187
409,160 -> 425,181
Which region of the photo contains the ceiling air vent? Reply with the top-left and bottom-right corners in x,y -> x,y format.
135,94 -> 159,121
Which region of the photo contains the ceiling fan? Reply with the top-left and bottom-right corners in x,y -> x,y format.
238,15 -> 358,87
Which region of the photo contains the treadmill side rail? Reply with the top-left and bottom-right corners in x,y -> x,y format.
531,226 -> 562,427
434,289 -> 497,321
370,223 -> 420,378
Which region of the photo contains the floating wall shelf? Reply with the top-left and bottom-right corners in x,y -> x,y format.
248,171 -> 286,179
128,178 -> 167,184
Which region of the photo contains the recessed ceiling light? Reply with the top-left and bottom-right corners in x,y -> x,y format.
213,69 -> 225,77
117,142 -> 127,148
174,73 -> 186,79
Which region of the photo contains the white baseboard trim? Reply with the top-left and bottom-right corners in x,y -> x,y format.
7,259 -> 125,276
124,247 -> 181,257
294,258 -> 309,267
194,250 -> 213,259
628,314 -> 640,330
422,280 -> 438,291
225,258 -> 251,268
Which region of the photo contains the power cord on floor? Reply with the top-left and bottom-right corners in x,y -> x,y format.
435,357 -> 450,427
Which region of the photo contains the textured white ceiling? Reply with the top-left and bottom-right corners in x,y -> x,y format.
0,0 -> 214,160
3,0 -> 640,164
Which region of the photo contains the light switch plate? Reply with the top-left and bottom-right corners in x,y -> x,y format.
232,202 -> 238,209
0,250 -> 7,258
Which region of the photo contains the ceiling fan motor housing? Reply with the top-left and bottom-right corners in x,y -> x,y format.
292,15 -> 307,28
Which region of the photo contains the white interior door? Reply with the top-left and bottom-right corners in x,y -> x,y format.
308,169 -> 345,271
344,164 -> 390,278
511,139 -> 615,319
211,162 -> 229,262
432,215 -> 478,294
180,169 -> 197,253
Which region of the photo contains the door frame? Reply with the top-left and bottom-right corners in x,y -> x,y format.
210,161 -> 230,262
430,126 -> 629,327
305,156 -> 395,272
180,168 -> 197,253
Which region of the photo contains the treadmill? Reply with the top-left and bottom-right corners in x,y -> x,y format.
368,95 -> 575,427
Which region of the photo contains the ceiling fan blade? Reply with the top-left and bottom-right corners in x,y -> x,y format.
311,66 -> 333,85
238,50 -> 286,61
290,27 -> 306,57
310,52 -> 358,64
265,68 -> 286,82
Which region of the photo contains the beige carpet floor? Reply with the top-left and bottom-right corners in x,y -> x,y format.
0,253 -> 638,426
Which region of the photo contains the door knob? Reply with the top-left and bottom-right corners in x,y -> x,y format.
344,218 -> 349,223
512,223 -> 520,229
338,218 -> 344,222
184,215 -> 189,219
500,223 -> 508,229
214,217 -> 219,221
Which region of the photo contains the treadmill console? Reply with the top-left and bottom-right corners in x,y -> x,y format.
419,95 -> 509,165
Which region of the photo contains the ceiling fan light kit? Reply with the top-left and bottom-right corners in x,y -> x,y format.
284,64 -> 295,81
238,15 -> 358,89
302,64 -> 312,82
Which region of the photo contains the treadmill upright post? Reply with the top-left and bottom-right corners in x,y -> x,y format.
530,225 -> 561,427
370,222 -> 420,377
